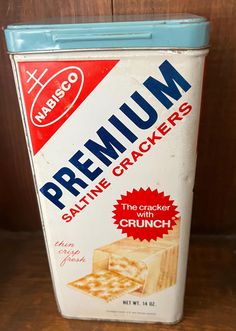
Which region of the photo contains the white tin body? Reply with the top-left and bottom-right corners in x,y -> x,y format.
10,49 -> 207,323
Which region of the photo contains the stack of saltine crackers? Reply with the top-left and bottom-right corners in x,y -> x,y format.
68,221 -> 180,301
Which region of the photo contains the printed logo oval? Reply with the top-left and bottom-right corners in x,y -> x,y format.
30,66 -> 84,127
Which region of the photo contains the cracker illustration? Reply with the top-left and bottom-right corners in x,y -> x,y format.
93,222 -> 180,296
109,254 -> 147,285
68,270 -> 141,302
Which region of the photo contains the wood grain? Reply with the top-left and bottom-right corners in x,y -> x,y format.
0,0 -> 236,233
0,231 -> 235,330
0,0 -> 112,230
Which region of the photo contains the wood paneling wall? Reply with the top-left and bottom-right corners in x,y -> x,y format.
0,1 -> 235,233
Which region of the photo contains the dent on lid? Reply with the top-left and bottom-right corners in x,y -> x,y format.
4,14 -> 209,52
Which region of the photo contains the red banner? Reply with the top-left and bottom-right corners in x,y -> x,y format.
18,60 -> 119,154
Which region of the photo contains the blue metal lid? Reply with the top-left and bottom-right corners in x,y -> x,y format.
4,14 -> 209,53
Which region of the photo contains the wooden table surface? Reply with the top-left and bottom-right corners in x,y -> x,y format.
0,231 -> 235,331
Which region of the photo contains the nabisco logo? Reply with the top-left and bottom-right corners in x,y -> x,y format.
30,66 -> 84,127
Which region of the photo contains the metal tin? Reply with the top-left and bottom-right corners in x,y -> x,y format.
5,15 -> 209,324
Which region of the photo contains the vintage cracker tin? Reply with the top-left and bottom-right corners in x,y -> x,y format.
4,15 -> 209,324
